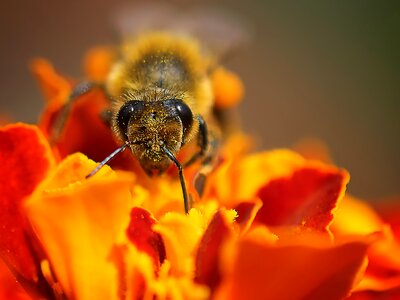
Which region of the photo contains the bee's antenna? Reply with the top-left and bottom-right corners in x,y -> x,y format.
163,146 -> 189,214
86,143 -> 129,179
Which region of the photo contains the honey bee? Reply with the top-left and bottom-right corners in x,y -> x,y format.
53,32 -> 214,214
53,8 -> 247,213
109,32 -> 214,174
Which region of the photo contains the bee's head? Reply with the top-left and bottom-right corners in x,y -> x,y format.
114,99 -> 193,175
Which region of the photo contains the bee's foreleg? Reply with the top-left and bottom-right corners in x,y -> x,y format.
184,115 -> 209,167
50,81 -> 108,144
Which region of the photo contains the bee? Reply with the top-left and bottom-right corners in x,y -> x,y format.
52,7 -> 247,214
109,32 -> 214,173
54,32 -> 215,214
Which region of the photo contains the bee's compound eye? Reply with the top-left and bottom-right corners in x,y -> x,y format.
116,100 -> 144,139
172,100 -> 193,134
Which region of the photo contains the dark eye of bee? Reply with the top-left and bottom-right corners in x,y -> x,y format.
116,100 -> 145,139
164,99 -> 193,137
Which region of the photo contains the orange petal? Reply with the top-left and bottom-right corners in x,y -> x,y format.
120,244 -> 210,299
215,232 -> 373,300
332,196 -> 400,294
153,212 -> 204,277
0,123 -> 54,282
25,153 -> 135,300
153,205 -> 226,278
255,165 -> 349,232
212,67 -> 244,109
207,150 -> 306,206
331,195 -> 385,236
83,46 -> 116,82
30,58 -> 71,104
131,177 -> 187,218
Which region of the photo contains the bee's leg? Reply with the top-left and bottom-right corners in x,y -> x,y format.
50,81 -> 107,144
184,115 -> 209,167
163,146 -> 190,214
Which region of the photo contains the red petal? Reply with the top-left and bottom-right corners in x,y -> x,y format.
195,210 -> 233,292
126,207 -> 166,269
43,88 -> 139,172
349,287 -> 400,300
0,259 -> 31,300
0,124 -> 54,281
374,198 -> 400,240
256,166 -> 349,232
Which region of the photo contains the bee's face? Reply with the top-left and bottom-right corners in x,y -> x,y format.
114,99 -> 193,175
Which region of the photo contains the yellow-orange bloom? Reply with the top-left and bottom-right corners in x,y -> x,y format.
0,48 -> 399,300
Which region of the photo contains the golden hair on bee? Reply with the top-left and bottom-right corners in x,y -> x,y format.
107,32 -> 213,117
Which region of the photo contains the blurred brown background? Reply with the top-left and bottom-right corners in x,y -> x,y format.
0,0 -> 399,200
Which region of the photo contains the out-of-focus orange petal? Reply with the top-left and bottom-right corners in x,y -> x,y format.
25,153 -> 135,300
215,231 -> 373,300
195,210 -> 237,292
0,123 -> 54,282
331,195 -> 384,236
332,196 -> 400,294
30,58 -> 71,104
83,46 -> 115,82
357,228 -> 400,293
207,149 -> 306,206
212,67 -> 244,109
231,150 -> 296,199
33,59 -> 70,144
126,207 -> 166,269
256,165 -> 349,232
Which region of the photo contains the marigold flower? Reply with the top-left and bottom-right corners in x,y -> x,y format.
0,47 -> 399,300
